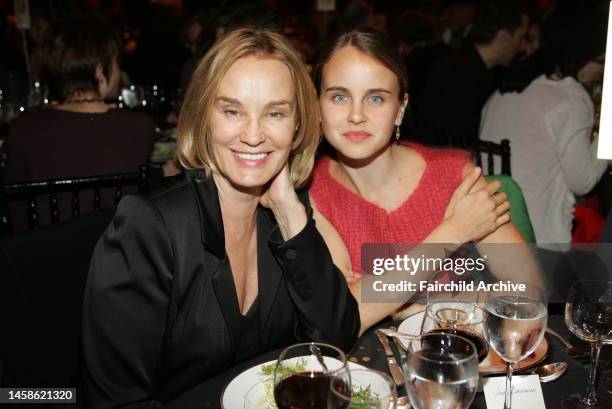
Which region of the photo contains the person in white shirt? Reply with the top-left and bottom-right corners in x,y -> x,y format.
480,21 -> 607,244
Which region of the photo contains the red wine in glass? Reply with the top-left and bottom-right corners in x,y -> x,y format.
274,371 -> 350,409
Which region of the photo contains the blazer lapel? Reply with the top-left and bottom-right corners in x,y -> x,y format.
257,208 -> 284,344
191,175 -> 242,354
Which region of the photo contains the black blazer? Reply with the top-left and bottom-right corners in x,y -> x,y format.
82,171 -> 360,408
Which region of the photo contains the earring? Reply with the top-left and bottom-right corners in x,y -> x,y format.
395,125 -> 401,144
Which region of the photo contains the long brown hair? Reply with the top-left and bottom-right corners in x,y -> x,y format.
313,27 -> 408,99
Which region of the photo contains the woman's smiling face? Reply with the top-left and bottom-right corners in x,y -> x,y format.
209,55 -> 297,191
319,45 -> 407,162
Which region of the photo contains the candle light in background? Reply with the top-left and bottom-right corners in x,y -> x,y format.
597,1 -> 612,159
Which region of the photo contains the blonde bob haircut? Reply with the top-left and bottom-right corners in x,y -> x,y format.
175,28 -> 321,189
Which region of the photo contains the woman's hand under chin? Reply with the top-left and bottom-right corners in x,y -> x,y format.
441,166 -> 511,243
259,164 -> 297,209
260,164 -> 307,240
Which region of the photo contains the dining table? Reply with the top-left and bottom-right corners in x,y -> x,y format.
166,312 -> 612,409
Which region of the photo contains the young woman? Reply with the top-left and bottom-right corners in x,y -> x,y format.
309,28 -> 534,333
82,28 -> 359,408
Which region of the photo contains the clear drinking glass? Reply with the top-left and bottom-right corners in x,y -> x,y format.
421,302 -> 489,363
273,342 -> 350,409
483,283 -> 547,409
563,280 -> 612,409
404,332 -> 479,409
329,368 -> 397,409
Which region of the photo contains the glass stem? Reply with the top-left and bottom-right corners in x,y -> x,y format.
504,362 -> 514,409
583,342 -> 602,406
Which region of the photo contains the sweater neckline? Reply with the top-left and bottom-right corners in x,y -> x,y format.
321,143 -> 431,216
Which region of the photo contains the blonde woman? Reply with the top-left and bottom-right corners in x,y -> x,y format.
82,29 -> 359,408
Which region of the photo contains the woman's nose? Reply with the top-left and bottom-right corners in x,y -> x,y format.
240,117 -> 266,146
348,102 -> 366,124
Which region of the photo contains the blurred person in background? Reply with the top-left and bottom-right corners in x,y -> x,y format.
523,18 -> 542,58
480,17 -> 608,244
4,18 -> 155,231
415,0 -> 530,149
438,0 -> 477,51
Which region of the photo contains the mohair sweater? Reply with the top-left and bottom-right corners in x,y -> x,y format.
309,143 -> 469,273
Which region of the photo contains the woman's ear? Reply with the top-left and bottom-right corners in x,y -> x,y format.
95,63 -> 109,94
395,93 -> 409,126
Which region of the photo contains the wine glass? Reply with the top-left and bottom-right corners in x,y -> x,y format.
404,332 -> 479,409
563,280 -> 612,409
605,374 -> 612,395
274,342 -> 350,409
329,368 -> 397,409
483,284 -> 547,409
421,302 -> 489,363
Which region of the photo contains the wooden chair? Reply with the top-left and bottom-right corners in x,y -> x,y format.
473,139 -> 536,241
474,139 -> 511,176
0,164 -> 151,236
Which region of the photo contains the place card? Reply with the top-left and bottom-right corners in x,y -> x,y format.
483,375 -> 546,409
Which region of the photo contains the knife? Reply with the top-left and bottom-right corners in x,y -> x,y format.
375,329 -> 405,386
389,326 -> 407,365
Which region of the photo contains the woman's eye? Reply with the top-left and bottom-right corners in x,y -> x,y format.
269,111 -> 285,118
332,94 -> 348,104
224,109 -> 240,117
368,95 -> 384,104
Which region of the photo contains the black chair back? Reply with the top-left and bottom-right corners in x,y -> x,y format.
474,139 -> 511,176
0,208 -> 114,388
0,164 -> 150,236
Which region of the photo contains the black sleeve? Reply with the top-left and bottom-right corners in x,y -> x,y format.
269,216 -> 360,352
82,195 -> 174,409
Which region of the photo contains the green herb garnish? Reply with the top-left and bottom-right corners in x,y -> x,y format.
348,384 -> 381,409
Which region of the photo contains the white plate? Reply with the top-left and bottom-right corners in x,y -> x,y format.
397,310 -> 426,350
220,357 -> 365,409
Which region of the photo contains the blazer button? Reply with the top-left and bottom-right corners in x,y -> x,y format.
300,289 -> 313,300
285,249 -> 297,261
294,269 -> 306,282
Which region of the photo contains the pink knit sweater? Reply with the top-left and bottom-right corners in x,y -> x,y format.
309,143 -> 469,273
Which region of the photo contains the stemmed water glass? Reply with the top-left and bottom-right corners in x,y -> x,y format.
273,342 -> 350,409
404,332 -> 479,409
563,280 -> 612,409
483,283 -> 548,409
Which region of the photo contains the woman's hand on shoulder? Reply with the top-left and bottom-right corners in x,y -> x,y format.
440,163 -> 510,243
